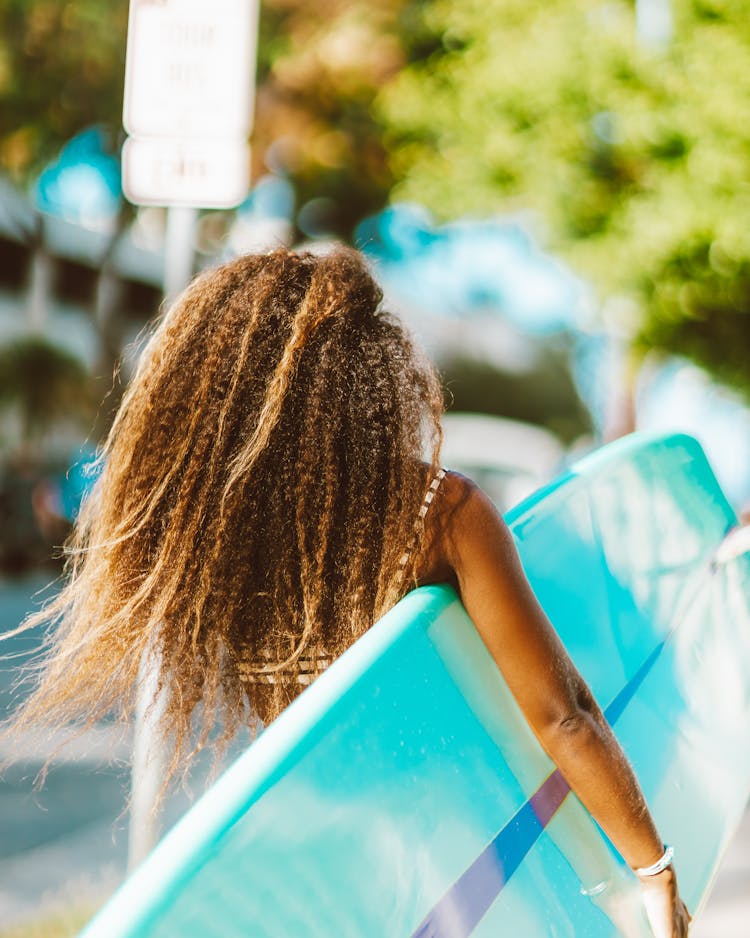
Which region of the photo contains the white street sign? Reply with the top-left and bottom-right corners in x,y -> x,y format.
122,137 -> 250,208
124,0 -> 259,140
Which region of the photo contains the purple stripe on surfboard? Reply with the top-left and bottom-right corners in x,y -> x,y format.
411,640 -> 666,937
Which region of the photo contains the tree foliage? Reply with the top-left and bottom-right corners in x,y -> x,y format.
0,0 -> 129,180
254,1 -> 407,234
0,335 -> 94,447
380,0 -> 750,397
4,0 -> 747,396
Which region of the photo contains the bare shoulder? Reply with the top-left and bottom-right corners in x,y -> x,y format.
418,470 -> 516,585
435,470 -> 513,549
436,468 -> 478,507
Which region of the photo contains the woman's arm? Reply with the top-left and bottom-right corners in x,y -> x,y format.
436,473 -> 689,937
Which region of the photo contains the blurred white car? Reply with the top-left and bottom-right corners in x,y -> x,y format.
440,412 -> 564,512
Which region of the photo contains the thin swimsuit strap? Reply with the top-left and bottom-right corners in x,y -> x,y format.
396,467 -> 447,583
239,467 -> 447,686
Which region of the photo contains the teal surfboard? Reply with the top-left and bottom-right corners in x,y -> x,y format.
80,433 -> 750,937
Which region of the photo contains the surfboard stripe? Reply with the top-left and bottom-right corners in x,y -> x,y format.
411,638 -> 668,937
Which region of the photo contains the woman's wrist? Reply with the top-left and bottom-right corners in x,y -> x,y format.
633,844 -> 675,878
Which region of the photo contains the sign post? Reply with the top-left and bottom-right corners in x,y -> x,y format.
122,0 -> 259,868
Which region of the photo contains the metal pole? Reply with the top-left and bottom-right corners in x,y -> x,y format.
163,205 -> 198,304
127,204 -> 196,870
127,654 -> 169,870
123,0 -> 259,871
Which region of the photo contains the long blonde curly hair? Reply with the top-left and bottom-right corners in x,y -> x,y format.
4,247 -> 444,788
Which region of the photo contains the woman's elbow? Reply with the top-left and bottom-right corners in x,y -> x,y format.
537,699 -> 603,756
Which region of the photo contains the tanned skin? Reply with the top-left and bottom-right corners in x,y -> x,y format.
415,471 -> 691,938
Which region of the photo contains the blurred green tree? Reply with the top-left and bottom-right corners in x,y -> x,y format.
254,1 -> 406,235
0,0 -> 130,178
379,0 -> 750,398
0,336 -> 95,458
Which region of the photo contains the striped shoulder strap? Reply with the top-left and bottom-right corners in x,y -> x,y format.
397,467 -> 447,576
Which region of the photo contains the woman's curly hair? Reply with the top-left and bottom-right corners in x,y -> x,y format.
3,247 -> 444,790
